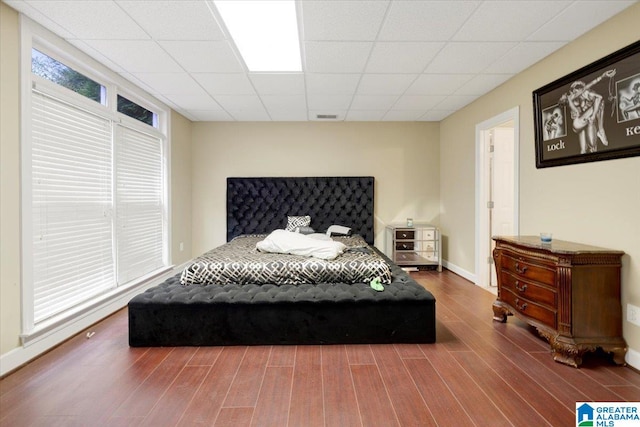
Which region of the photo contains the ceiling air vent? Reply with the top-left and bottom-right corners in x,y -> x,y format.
316,114 -> 338,120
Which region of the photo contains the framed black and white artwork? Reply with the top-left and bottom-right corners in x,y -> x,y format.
533,41 -> 640,168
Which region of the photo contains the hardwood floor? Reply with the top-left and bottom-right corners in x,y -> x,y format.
1,270 -> 639,426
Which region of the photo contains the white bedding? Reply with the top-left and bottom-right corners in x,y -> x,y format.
256,229 -> 346,260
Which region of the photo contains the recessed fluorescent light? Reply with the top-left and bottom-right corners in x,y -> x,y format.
214,0 -> 302,72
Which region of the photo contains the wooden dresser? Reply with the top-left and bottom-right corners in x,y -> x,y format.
492,236 -> 626,367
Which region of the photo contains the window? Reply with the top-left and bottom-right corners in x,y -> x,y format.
31,49 -> 105,104
24,38 -> 169,331
117,95 -> 157,127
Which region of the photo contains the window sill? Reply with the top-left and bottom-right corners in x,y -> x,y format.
20,265 -> 176,347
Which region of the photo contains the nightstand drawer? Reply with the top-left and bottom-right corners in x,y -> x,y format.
501,254 -> 556,286
395,230 -> 414,240
501,288 -> 556,329
395,242 -> 414,251
421,229 -> 435,240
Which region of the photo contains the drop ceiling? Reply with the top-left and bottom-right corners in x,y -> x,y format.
5,0 -> 637,122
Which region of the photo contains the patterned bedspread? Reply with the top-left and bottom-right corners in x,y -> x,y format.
180,234 -> 392,286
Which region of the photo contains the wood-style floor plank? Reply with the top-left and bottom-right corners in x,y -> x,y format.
288,346 -> 324,427
2,269 -> 639,427
176,346 -> 247,426
321,345 -> 362,427
350,364 -> 399,427
250,367 -> 293,427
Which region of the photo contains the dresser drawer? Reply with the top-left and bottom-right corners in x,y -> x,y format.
500,272 -> 556,308
501,288 -> 556,329
395,230 -> 414,240
501,254 -> 556,285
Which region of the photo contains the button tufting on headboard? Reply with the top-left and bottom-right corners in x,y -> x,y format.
227,177 -> 375,245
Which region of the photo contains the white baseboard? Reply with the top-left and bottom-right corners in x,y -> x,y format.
0,264 -> 186,377
441,259 -> 475,283
625,347 -> 640,371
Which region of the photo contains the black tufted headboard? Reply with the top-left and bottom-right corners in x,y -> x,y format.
227,176 -> 375,245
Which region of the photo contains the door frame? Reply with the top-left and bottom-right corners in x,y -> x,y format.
475,107 -> 520,288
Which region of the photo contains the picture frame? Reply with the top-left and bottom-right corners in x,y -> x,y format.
533,40 -> 640,168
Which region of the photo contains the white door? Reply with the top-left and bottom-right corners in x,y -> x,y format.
489,126 -> 515,287
475,108 -> 519,290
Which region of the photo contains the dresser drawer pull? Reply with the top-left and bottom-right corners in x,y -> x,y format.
515,298 -> 528,311
515,281 -> 527,293
515,263 -> 528,274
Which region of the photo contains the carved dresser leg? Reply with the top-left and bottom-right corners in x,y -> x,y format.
492,301 -> 510,323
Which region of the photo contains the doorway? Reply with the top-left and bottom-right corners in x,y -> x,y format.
475,107 -> 519,290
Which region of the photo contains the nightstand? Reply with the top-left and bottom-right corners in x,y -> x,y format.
385,223 -> 442,272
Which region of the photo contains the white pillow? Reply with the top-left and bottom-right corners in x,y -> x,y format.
256,229 -> 346,260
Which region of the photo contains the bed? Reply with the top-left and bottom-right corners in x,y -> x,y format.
128,176 -> 436,346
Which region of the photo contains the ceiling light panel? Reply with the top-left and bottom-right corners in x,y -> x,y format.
213,0 -> 302,72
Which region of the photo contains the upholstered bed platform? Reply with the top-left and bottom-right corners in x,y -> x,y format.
128,176 -> 436,347
128,252 -> 435,346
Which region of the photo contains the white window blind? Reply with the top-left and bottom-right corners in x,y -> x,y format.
31,90 -> 115,323
115,125 -> 165,285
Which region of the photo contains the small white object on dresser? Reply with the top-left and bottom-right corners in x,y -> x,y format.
385,223 -> 442,272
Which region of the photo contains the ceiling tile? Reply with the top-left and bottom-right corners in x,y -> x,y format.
454,74 -> 513,96
351,95 -> 399,110
131,72 -> 204,95
160,41 -> 244,73
383,110 -> 426,121
345,110 -> 387,121
260,95 -> 307,111
24,0 -> 148,39
365,42 -> 444,73
406,74 -> 475,95
228,109 -> 271,121
379,1 -> 480,41
169,93 -> 223,111
307,94 -> 353,110
214,95 -> 265,111
483,42 -> 566,74
249,74 -> 306,95
267,109 -> 309,121
393,95 -> 446,110
304,42 -> 373,73
306,74 -> 361,95
433,95 -> 477,111
4,0 -> 75,38
419,110 -> 455,121
527,1 -> 637,41
116,0 -> 225,41
302,0 -> 389,41
357,74 -> 417,95
452,1 -> 572,42
188,110 -> 234,121
424,42 -> 517,74
194,73 -> 256,95
82,40 -> 182,73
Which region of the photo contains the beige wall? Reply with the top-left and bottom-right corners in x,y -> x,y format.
0,2 -> 193,357
170,111 -> 193,266
440,4 -> 640,357
191,121 -> 440,255
1,2 -> 22,353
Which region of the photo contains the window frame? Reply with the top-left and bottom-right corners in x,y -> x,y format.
20,17 -> 172,343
